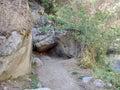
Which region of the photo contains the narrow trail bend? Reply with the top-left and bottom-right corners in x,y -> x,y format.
35,56 -> 84,90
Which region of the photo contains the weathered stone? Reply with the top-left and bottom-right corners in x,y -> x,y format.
82,76 -> 93,84
31,10 -> 80,57
54,30 -> 80,58
0,31 -> 22,56
32,28 -> 56,52
0,32 -> 32,80
0,0 -> 33,81
32,29 -> 80,58
3,86 -> 8,90
93,79 -> 105,88
107,83 -> 112,87
0,0 -> 32,32
32,57 -> 43,67
30,0 -> 44,23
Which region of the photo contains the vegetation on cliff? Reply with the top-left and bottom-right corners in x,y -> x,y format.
39,0 -> 120,89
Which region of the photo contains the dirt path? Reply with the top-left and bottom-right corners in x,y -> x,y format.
35,56 -> 84,90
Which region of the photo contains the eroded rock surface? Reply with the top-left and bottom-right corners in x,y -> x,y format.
54,30 -> 80,58
32,28 -> 56,52
31,3 -> 80,57
0,31 -> 22,56
0,0 -> 33,81
31,15 -> 80,58
32,27 -> 80,58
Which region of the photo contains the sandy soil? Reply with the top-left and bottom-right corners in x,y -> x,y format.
35,56 -> 84,90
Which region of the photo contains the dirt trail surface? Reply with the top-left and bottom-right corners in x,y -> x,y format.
35,56 -> 85,90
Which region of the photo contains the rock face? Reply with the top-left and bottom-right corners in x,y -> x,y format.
0,0 -> 33,81
32,28 -> 56,52
54,30 -> 80,58
32,28 -> 80,58
0,31 -> 22,56
31,14 -> 80,57
31,2 -> 80,57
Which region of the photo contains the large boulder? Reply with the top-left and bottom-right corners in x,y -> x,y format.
30,4 -> 80,57
30,1 -> 55,52
32,28 -> 56,52
32,28 -> 80,58
54,30 -> 80,58
0,0 -> 33,81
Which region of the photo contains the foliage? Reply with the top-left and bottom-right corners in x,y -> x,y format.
55,1 -> 120,67
29,72 -> 39,89
34,0 -> 120,88
16,76 -> 24,82
32,61 -> 36,68
93,64 -> 120,89
44,14 -> 66,27
52,1 -> 120,88
40,0 -> 62,14
116,87 -> 120,90
71,71 -> 78,75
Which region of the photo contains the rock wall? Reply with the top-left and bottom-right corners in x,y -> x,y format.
30,1 -> 81,58
0,0 -> 33,81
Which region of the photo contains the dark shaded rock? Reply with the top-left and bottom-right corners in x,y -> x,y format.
32,28 -> 56,52
32,29 -> 80,58
54,30 -> 80,58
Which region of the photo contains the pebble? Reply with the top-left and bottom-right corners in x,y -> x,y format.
32,57 -> 43,67
93,79 -> 105,88
82,76 -> 93,84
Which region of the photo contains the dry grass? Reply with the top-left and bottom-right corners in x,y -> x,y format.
0,0 -> 33,36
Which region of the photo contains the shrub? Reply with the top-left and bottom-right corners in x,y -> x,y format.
39,0 -> 64,14
54,0 -> 120,88
55,0 -> 120,67
29,72 -> 39,89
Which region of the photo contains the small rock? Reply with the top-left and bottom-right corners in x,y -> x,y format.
24,88 -> 51,90
82,76 -> 93,84
40,56 -> 51,60
93,79 -> 105,88
3,86 -> 8,90
107,83 -> 112,87
32,57 -> 43,67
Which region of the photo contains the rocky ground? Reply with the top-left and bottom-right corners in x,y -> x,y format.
34,55 -> 114,90
0,54 -> 114,90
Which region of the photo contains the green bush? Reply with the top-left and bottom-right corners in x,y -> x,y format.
56,1 -> 120,65
93,64 -> 120,89
40,0 -> 62,14
54,1 -> 120,88
29,72 -> 39,89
